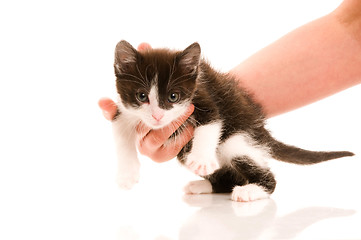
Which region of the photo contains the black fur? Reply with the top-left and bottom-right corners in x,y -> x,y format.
114,40 -> 354,195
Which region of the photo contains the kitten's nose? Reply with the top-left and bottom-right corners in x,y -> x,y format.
152,113 -> 164,121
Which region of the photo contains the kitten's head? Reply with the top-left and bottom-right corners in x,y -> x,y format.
114,40 -> 201,129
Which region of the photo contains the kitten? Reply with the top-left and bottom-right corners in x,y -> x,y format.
112,40 -> 354,202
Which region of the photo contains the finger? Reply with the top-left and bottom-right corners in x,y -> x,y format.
98,97 -> 118,120
137,42 -> 152,51
151,124 -> 195,163
135,122 -> 152,140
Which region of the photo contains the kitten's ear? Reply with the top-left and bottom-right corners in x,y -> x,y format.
114,40 -> 138,74
178,42 -> 201,74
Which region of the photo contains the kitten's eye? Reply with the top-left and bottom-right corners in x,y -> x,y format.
136,92 -> 148,103
168,92 -> 180,103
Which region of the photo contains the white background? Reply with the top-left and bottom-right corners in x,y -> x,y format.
1,0 -> 360,239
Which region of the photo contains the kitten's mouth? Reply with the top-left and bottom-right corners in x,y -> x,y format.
147,120 -> 166,129
151,121 -> 165,129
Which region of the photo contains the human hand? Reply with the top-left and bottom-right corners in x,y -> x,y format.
98,42 -> 195,163
136,104 -> 195,163
99,98 -> 195,162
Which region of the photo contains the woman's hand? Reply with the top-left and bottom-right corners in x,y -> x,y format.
135,105 -> 195,163
99,98 -> 194,162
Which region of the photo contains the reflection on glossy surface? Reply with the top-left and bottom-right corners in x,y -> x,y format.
180,194 -> 277,240
117,191 -> 355,240
180,194 -> 354,240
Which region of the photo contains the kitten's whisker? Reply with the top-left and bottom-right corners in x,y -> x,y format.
118,73 -> 149,89
171,72 -> 194,83
118,78 -> 147,88
171,79 -> 193,88
168,72 -> 194,88
120,73 -> 145,84
194,105 -> 208,112
167,58 -> 177,90
144,64 -> 156,87
136,64 -> 149,88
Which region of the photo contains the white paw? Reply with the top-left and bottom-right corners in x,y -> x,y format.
185,153 -> 219,176
116,168 -> 140,190
183,180 -> 213,194
231,184 -> 270,202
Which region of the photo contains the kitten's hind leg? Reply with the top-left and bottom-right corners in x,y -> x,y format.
183,180 -> 213,194
206,167 -> 248,193
231,156 -> 276,202
232,184 -> 270,202
183,166 -> 247,194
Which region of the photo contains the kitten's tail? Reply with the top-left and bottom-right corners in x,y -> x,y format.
268,138 -> 354,165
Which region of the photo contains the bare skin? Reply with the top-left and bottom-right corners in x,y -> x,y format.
100,0 -> 361,162
230,0 -> 361,117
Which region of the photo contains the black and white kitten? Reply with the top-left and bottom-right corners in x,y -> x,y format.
112,40 -> 354,202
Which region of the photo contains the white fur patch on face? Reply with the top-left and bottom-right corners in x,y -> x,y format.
231,184 -> 270,202
183,180 -> 213,194
159,102 -> 190,128
148,85 -> 158,106
118,86 -> 190,129
217,132 -> 270,169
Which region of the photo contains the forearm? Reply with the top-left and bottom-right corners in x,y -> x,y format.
230,0 -> 361,117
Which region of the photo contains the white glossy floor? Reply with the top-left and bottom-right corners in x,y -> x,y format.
114,153 -> 361,240
2,146 -> 361,240
1,85 -> 360,239
1,1 -> 360,239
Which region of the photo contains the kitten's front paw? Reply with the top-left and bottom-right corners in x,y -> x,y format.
185,153 -> 219,176
116,168 -> 140,190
